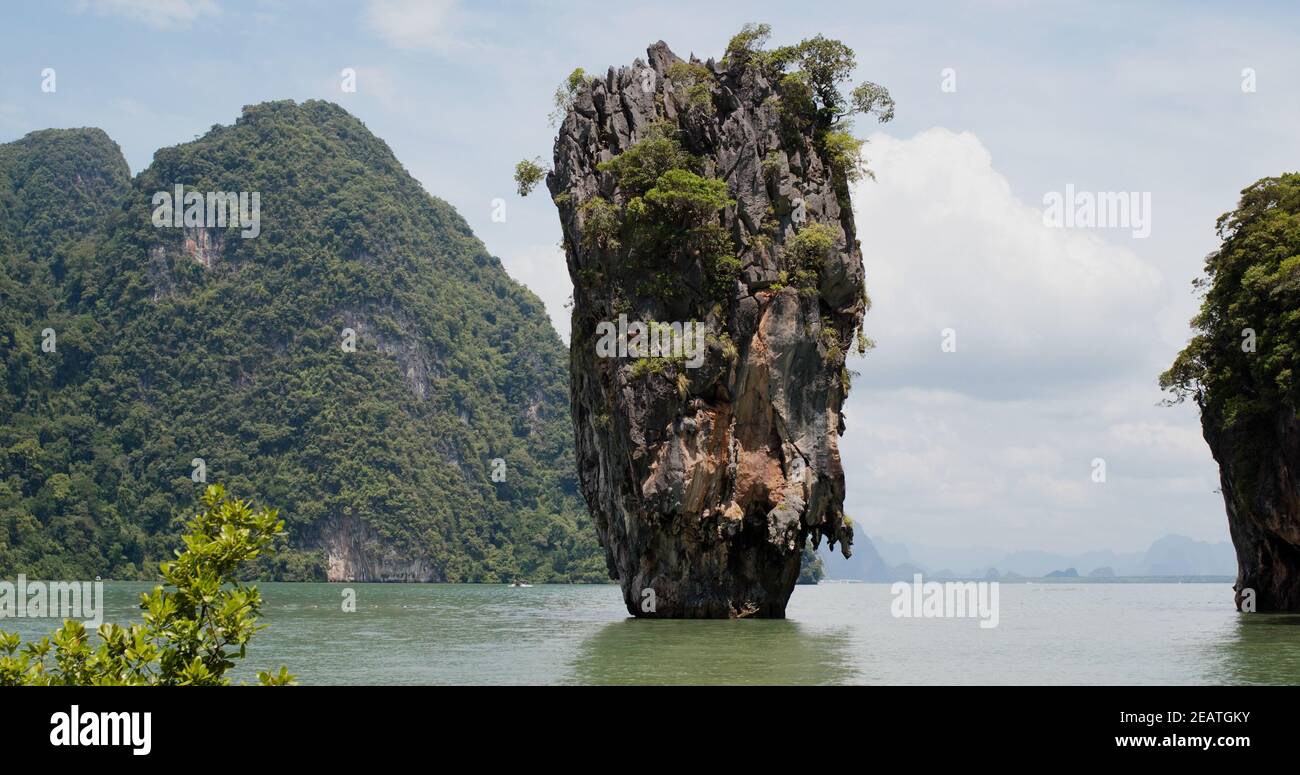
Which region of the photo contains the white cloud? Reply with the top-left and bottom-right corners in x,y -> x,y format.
837,129 -> 1224,554
849,128 -> 1163,398
365,0 -> 457,51
76,0 -> 219,28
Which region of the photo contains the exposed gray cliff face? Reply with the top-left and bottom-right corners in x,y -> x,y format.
321,516 -> 441,582
1204,407 -> 1300,610
547,42 -> 869,617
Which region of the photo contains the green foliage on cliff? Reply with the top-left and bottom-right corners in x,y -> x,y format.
755,33 -> 895,127
597,131 -> 698,197
514,157 -> 545,197
730,24 -> 894,185
590,129 -> 739,306
0,102 -> 605,583
550,68 -> 590,126
785,221 -> 837,292
641,169 -> 733,226
666,61 -> 716,112
1161,173 -> 1300,428
723,22 -> 772,68
821,131 -> 870,183
1,485 -> 293,686
577,198 -> 621,252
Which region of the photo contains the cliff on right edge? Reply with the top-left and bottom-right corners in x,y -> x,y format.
1163,173 -> 1300,611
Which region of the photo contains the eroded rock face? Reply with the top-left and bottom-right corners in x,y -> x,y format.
321,516 -> 441,582
547,42 -> 868,617
1204,408 -> 1300,611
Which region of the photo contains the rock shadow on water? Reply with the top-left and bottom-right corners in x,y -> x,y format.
565,618 -> 854,685
1215,613 -> 1300,685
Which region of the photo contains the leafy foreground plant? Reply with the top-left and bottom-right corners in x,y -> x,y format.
0,485 -> 294,685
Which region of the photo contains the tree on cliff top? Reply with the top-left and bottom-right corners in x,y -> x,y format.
517,24 -> 895,193
724,22 -> 895,127
1161,173 -> 1300,428
725,24 -> 893,185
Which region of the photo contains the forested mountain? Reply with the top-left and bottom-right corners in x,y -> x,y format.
1,128 -> 133,576
0,101 -> 605,582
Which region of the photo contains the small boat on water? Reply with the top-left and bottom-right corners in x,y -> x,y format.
510,580 -> 533,588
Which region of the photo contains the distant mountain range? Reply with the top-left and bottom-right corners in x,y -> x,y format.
819,534 -> 1236,580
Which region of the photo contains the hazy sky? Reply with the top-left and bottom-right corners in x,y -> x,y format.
3,0 -> 1298,554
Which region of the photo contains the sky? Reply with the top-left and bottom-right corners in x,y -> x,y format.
3,0 -> 1298,556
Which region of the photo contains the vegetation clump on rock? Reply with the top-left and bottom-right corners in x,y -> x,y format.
1163,173 -> 1300,611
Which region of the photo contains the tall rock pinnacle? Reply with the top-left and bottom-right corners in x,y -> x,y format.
546,32 -> 889,617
